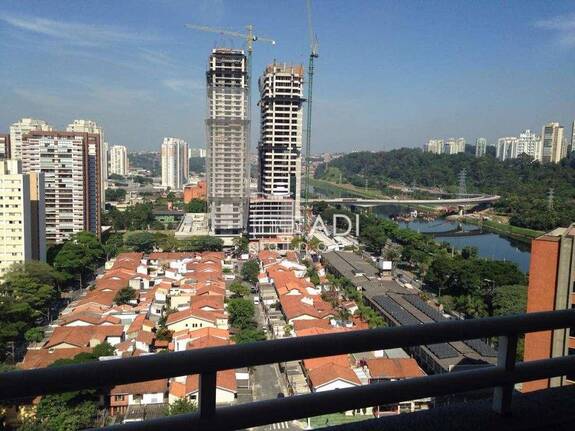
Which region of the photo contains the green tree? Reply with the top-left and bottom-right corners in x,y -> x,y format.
233,328 -> 266,344
493,285 -> 527,317
105,188 -> 127,202
92,341 -> 116,357
103,233 -> 125,259
185,199 -> 207,213
167,398 -> 197,416
114,287 -> 137,305
229,282 -> 250,299
24,327 -> 44,343
241,260 -> 260,284
232,235 -> 249,254
124,231 -> 157,253
53,232 -> 105,287
227,298 -> 256,330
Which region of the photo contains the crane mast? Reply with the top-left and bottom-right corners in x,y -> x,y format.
303,0 -> 319,231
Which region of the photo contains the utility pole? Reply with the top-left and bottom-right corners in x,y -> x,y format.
547,188 -> 554,211
457,169 -> 467,198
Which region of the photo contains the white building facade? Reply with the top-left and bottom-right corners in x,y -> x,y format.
21,131 -> 101,243
475,138 -> 487,157
161,137 -> 188,190
110,145 -> 129,176
248,194 -> 295,239
423,139 -> 444,155
9,118 -> 53,160
0,160 -> 45,277
258,63 -> 305,221
496,137 -> 518,161
206,49 -> 250,236
516,129 -> 542,161
541,122 -> 565,163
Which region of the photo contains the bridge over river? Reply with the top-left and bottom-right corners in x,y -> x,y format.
308,195 -> 500,207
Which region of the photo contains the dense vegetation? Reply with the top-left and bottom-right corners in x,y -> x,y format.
317,148 -> 575,231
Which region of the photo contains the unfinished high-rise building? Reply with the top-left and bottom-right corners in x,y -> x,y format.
206,49 -> 250,236
258,63 -> 304,221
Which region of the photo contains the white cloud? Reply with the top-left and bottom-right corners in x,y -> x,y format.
535,13 -> 575,47
162,79 -> 203,94
0,13 -> 158,47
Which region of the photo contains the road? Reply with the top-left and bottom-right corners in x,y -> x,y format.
251,294 -> 303,431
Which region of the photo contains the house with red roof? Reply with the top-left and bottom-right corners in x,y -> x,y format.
279,295 -> 334,324
166,308 -> 228,332
109,378 -> 168,415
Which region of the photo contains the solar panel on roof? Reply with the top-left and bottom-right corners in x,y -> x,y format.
403,294 -> 447,322
373,296 -> 421,326
426,342 -> 459,359
463,339 -> 498,357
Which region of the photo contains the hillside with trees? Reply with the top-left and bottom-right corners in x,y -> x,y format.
316,148 -> 575,231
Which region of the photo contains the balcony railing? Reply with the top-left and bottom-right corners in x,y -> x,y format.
1,310 -> 575,430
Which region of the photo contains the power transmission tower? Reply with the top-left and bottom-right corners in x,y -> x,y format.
457,169 -> 467,198
547,188 -> 554,211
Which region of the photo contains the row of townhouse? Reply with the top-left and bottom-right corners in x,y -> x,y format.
256,249 -> 432,417
20,250 -> 240,422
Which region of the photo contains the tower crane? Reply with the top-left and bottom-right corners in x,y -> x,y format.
185,24 -> 276,92
303,0 -> 319,230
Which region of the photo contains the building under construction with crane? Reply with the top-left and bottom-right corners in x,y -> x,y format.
205,48 -> 250,237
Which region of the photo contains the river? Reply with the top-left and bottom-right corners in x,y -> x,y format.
311,185 -> 532,273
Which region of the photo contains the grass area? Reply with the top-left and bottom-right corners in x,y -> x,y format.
464,217 -> 543,242
304,412 -> 371,429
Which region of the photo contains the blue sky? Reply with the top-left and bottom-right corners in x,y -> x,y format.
1,0 -> 574,153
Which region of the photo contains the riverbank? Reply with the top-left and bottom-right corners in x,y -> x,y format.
459,217 -> 543,244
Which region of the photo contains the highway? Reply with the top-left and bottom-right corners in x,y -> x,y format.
308,195 -> 500,206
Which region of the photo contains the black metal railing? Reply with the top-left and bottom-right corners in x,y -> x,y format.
1,310 -> 575,431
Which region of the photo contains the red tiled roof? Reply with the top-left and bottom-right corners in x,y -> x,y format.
44,325 -> 124,349
366,358 -> 426,380
111,378 -> 168,395
60,312 -> 121,326
20,347 -> 91,369
166,308 -> 224,326
307,363 -> 361,389
279,295 -> 334,321
190,295 -> 225,311
292,319 -> 331,331
170,370 -> 236,397
303,354 -> 351,372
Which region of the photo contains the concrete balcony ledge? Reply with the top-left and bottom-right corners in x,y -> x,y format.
323,385 -> 575,431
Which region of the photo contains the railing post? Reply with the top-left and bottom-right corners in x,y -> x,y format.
199,372 -> 217,419
492,334 -> 518,415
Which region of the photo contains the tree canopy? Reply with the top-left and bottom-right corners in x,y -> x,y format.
241,260 -> 259,284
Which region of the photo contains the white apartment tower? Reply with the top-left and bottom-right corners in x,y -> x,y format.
9,118 -> 53,160
0,160 -> 46,277
0,134 -> 10,159
161,137 -> 188,190
66,120 -> 106,208
206,49 -> 250,236
423,139 -> 444,154
541,122 -> 565,163
110,145 -> 129,176
496,137 -> 518,161
258,63 -> 305,220
516,129 -> 542,161
21,131 -> 101,243
475,138 -> 487,157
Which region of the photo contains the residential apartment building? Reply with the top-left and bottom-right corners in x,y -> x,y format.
258,62 -> 305,221
496,137 -> 518,161
110,145 -> 129,176
21,131 -> 102,243
9,118 -> 53,160
443,138 -> 465,155
0,160 -> 45,277
475,138 -> 487,158
516,129 -> 542,161
189,148 -> 206,158
523,225 -> 575,392
206,48 -> 250,236
66,120 -> 107,208
161,137 -> 188,190
570,120 -> 575,153
248,194 -> 295,239
423,139 -> 443,155
541,122 -> 565,163
0,134 -> 10,159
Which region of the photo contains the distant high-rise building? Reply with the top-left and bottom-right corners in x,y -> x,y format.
0,134 -> 10,159
475,138 -> 487,157
110,145 -> 129,176
570,120 -> 575,152
523,225 -> 575,392
444,138 -> 465,155
206,48 -> 250,236
0,160 -> 46,276
496,137 -> 518,161
423,139 -> 444,155
9,118 -> 53,160
66,120 -> 106,208
21,131 -> 102,243
516,129 -> 542,161
258,62 -> 305,221
541,122 -> 565,163
189,148 -> 206,158
161,137 -> 188,190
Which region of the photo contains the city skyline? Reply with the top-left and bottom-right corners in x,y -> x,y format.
1,1 -> 575,153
